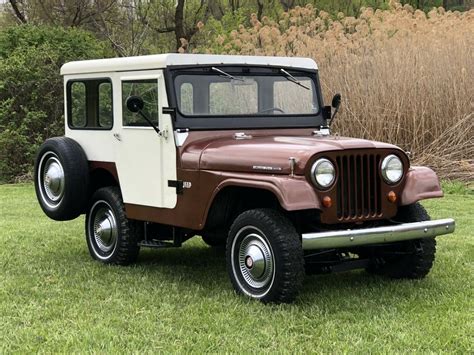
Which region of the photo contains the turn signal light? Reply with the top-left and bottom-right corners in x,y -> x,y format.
322,196 -> 332,208
387,191 -> 397,203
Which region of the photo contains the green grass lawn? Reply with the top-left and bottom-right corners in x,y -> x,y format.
1,183 -> 473,353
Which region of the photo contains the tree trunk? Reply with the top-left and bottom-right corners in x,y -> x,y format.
257,0 -> 264,21
174,0 -> 186,51
9,0 -> 27,23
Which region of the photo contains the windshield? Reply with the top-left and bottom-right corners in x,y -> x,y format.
174,69 -> 319,117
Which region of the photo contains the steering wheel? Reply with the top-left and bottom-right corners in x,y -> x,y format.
258,107 -> 286,114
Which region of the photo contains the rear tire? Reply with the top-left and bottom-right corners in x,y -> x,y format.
367,203 -> 436,279
226,209 -> 304,303
34,137 -> 89,221
85,187 -> 141,265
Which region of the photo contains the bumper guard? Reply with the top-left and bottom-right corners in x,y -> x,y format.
302,218 -> 455,250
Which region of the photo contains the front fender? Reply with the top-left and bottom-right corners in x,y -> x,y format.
210,173 -> 321,211
400,166 -> 443,206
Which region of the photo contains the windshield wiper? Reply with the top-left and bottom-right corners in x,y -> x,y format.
280,68 -> 310,90
211,67 -> 244,81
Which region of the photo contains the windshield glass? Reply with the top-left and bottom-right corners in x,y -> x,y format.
174,69 -> 319,117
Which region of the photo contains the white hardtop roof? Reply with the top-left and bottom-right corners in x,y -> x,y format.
60,53 -> 317,75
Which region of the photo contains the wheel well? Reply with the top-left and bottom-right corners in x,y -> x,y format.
204,186 -> 280,232
89,168 -> 119,197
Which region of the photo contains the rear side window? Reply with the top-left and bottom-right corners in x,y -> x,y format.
69,82 -> 86,127
122,80 -> 159,126
67,79 -> 113,129
98,83 -> 113,128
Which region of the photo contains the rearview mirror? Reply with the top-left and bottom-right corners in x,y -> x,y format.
331,93 -> 341,109
126,96 -> 144,113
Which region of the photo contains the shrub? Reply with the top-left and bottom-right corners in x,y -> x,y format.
0,25 -> 111,183
197,1 -> 474,181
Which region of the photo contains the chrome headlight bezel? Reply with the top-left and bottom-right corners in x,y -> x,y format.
381,154 -> 403,184
311,158 -> 336,189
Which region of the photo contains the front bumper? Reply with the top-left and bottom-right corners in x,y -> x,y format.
302,218 -> 455,250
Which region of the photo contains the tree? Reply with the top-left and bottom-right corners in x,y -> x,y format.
142,0 -> 211,51
94,0 -> 151,56
8,0 -> 27,23
0,25 -> 111,182
8,0 -> 118,27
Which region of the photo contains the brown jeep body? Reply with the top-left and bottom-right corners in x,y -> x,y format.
88,128 -> 443,231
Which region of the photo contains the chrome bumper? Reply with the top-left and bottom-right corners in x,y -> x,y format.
302,218 -> 455,250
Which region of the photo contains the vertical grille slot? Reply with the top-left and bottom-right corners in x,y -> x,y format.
336,153 -> 381,220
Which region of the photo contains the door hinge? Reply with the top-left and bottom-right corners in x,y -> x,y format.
168,180 -> 184,194
168,180 -> 191,194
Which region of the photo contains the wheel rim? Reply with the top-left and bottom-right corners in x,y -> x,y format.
88,200 -> 118,258
232,226 -> 275,296
38,153 -> 65,208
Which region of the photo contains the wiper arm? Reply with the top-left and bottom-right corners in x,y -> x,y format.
211,67 -> 244,81
280,68 -> 310,90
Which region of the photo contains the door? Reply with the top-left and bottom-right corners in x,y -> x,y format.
113,71 -> 177,209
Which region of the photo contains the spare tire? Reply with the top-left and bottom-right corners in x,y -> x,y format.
34,137 -> 89,221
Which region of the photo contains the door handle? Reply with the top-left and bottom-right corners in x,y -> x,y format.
113,133 -> 121,141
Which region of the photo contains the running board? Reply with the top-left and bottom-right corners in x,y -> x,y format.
139,240 -> 181,248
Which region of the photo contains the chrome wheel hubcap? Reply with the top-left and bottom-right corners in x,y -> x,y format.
38,153 -> 65,207
91,203 -> 118,253
237,231 -> 274,289
44,158 -> 64,201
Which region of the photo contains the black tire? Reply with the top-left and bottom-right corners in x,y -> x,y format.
367,203 -> 436,279
201,232 -> 226,248
226,208 -> 304,303
34,137 -> 89,221
85,187 -> 141,265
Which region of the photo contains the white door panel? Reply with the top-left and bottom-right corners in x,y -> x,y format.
113,71 -> 177,209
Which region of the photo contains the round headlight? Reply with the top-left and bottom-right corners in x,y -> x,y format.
381,154 -> 403,184
311,158 -> 335,189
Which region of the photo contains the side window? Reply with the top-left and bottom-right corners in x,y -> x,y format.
122,80 -> 158,126
98,82 -> 113,128
67,79 -> 113,129
70,82 -> 86,127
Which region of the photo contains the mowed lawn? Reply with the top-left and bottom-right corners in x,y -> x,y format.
0,183 -> 472,353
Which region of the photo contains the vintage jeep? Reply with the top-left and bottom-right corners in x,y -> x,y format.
35,54 -> 455,303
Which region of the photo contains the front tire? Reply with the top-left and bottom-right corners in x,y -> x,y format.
367,203 -> 436,279
226,209 -> 304,303
201,231 -> 226,248
85,187 -> 141,265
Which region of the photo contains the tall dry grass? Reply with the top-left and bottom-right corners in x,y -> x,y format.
199,1 -> 474,181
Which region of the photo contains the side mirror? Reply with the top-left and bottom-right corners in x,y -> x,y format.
125,96 -> 162,137
331,93 -> 341,109
126,96 -> 144,113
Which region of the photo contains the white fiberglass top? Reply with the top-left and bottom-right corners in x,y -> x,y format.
60,53 -> 318,75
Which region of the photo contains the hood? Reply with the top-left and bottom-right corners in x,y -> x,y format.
181,134 -> 402,175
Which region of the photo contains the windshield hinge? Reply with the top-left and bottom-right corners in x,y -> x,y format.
313,127 -> 331,137
234,132 -> 253,140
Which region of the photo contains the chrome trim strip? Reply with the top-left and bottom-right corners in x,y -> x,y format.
302,218 -> 455,250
